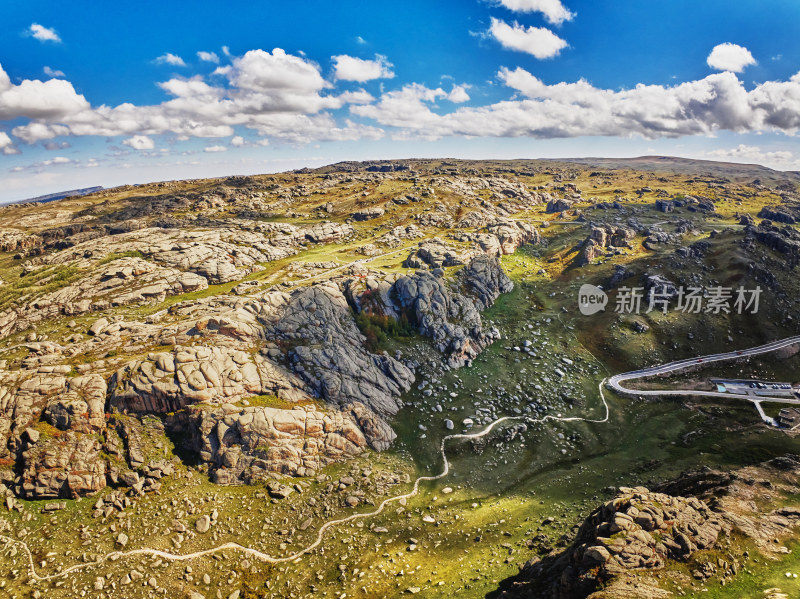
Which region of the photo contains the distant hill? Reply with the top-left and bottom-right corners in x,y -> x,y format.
6,186 -> 104,206
557,155 -> 800,185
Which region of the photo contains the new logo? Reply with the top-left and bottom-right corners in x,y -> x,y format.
578,284 -> 608,316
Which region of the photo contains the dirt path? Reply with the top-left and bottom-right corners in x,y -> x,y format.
1,313 -> 614,582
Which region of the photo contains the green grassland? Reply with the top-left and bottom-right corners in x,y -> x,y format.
0,160 -> 798,598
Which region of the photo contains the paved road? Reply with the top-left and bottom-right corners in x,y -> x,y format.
607,335 -> 800,422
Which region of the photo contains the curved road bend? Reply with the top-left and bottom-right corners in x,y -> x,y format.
607,335 -> 800,422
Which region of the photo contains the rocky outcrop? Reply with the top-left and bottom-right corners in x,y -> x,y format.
460,254 -> 514,310
18,430 -> 107,499
546,198 -> 574,213
484,219 -> 541,255
392,256 -> 506,367
172,400 -> 394,484
750,220 -> 800,266
579,224 -> 635,265
266,282 -> 414,417
110,345 -> 312,413
758,205 -> 797,224
404,241 -> 466,269
642,273 -> 679,301
352,207 -> 385,221
655,199 -> 675,213
494,487 -> 725,599
452,219 -> 540,258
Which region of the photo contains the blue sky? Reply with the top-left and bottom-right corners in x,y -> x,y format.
1,0 -> 799,201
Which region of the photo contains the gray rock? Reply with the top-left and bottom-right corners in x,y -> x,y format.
195,515 -> 211,533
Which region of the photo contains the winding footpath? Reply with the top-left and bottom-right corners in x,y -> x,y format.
4,332 -> 798,583
0,378 -> 610,583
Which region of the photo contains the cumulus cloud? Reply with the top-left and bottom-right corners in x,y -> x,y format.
230,135 -> 245,146
155,53 -> 187,67
352,84 -> 466,133
123,135 -> 155,150
43,66 -> 65,78
0,131 -> 19,155
355,66 -> 800,141
0,63 -> 89,121
11,43 -> 800,153
332,54 -> 394,82
29,24 -> 60,43
448,84 -> 471,103
6,48 -> 380,147
11,122 -> 70,143
204,145 -> 227,152
225,49 -> 326,93
489,18 -> 567,59
706,144 -> 799,169
497,0 -> 575,25
707,43 -> 756,73
197,51 -> 220,64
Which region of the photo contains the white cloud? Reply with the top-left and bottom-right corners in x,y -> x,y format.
11,122 -> 70,143
332,54 -> 394,82
707,43 -> 756,73
352,84 -> 459,133
230,135 -> 245,146
227,48 -> 326,93
706,144 -> 800,169
8,47 -> 374,145
23,156 -> 71,168
0,131 -> 19,155
123,135 -> 155,150
338,89 -> 375,104
43,66 -> 65,78
29,24 -> 61,43
155,53 -> 187,67
356,36 -> 367,45
355,67 -> 800,141
204,145 -> 227,152
15,44 -> 800,154
0,63 -> 89,121
489,18 -> 567,59
43,140 -> 70,150
197,51 -> 220,64
497,0 -> 575,25
448,84 -> 471,103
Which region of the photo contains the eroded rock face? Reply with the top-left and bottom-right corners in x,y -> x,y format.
452,219 -> 541,259
461,254 -> 514,311
110,345 -> 311,413
485,220 -> 541,255
266,283 -> 414,418
758,206 -> 797,224
107,280 -> 415,478
546,198 -> 574,213
392,255 -> 507,367
19,431 -> 107,499
173,400 -> 394,484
